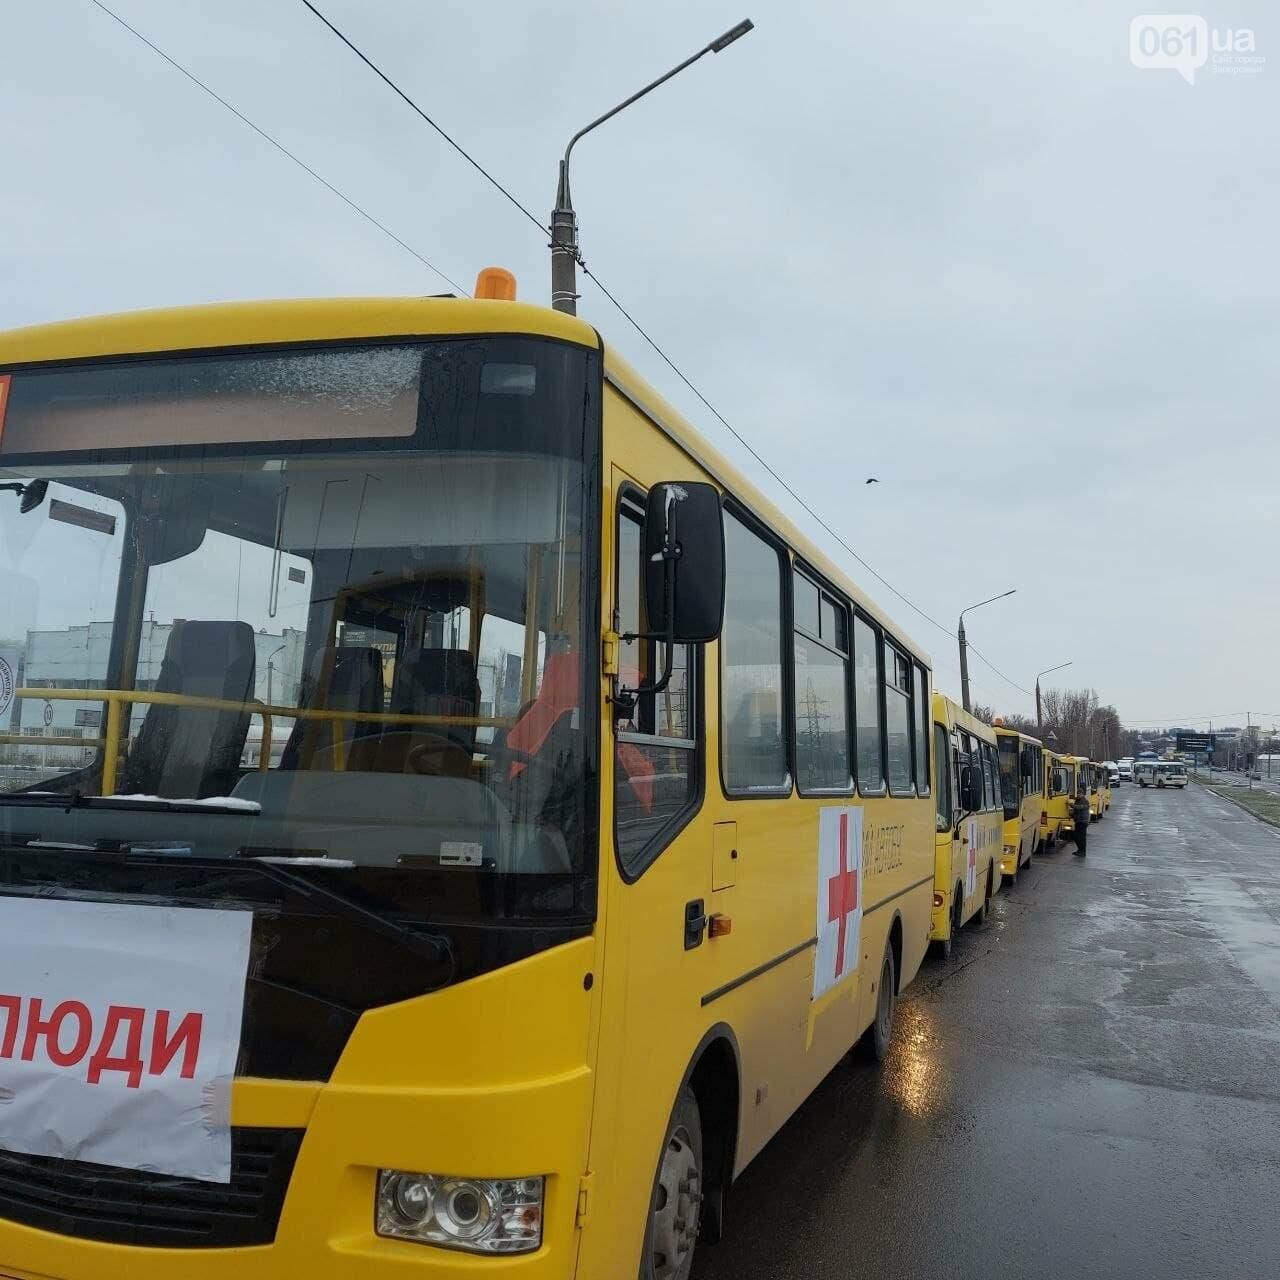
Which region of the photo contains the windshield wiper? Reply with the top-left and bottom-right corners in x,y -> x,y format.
0,833 -> 454,980
0,791 -> 91,810
134,848 -> 453,978
0,793 -> 258,814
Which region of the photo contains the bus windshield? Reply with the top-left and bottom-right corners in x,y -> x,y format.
0,338 -> 600,923
997,736 -> 1020,817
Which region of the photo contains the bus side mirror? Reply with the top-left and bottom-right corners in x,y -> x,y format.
644,481 -> 725,644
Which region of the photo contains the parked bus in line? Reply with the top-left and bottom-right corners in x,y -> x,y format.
0,272 -> 938,1280
1083,761 -> 1110,819
993,723 -> 1044,882
930,692 -> 1003,957
1041,749 -> 1074,848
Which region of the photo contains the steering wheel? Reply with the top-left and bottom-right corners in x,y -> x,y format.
405,733 -> 474,778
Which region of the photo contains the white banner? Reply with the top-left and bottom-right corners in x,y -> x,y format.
0,647 -> 18,722
814,806 -> 863,1000
0,897 -> 252,1183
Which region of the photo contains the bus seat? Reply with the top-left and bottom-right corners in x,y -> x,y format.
279,646 -> 384,770
117,620 -> 255,799
506,651 -> 574,762
505,650 -> 653,812
391,648 -> 481,755
343,648 -> 479,775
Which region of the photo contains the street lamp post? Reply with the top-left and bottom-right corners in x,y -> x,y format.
1034,661 -> 1072,735
265,643 -> 288,709
958,589 -> 1016,713
550,19 -> 754,314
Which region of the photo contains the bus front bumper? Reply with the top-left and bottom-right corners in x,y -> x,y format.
0,940 -> 598,1280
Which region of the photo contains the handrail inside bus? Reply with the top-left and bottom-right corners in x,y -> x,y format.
4,687 -> 516,793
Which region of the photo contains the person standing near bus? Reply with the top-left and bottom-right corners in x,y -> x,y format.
1071,784 -> 1091,856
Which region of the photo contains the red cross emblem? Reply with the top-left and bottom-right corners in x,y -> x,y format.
968,842 -> 977,880
826,811 -> 859,978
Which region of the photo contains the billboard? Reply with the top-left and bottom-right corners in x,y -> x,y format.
1176,732 -> 1215,753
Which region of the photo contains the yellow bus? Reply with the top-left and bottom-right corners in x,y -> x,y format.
1040,749 -> 1075,848
929,692 -> 1002,957
0,274 -> 937,1279
1084,760 -> 1110,820
994,724 -> 1044,882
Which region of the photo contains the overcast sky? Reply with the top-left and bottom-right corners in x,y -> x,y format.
3,0 -> 1277,730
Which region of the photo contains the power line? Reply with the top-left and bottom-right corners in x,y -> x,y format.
582,262 -> 1038,698
299,1 -> 548,238
297,4 -> 1034,701
963,641 -> 1033,697
87,0 -> 467,296
1124,711 -> 1280,726
100,0 -> 1034,702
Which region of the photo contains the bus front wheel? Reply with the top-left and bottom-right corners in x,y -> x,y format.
641,1088 -> 703,1280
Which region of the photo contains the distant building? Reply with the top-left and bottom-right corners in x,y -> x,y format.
3,621 -> 305,767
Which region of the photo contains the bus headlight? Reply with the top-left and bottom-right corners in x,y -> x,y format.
376,1170 -> 544,1253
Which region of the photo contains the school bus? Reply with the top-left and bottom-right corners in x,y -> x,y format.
0,273 -> 937,1279
928,692 -> 1002,956
1041,750 -> 1075,847
993,724 -> 1044,882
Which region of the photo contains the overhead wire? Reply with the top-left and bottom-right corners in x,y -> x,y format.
95,0 -> 1043,705
299,0 -> 548,239
292,0 -> 1039,702
87,0 -> 467,296
290,2 -> 1011,672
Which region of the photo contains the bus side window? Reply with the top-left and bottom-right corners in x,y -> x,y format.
913,663 -> 930,796
614,496 -> 698,870
933,723 -> 951,831
792,570 -> 852,794
721,510 -> 789,795
882,640 -> 914,796
853,615 -> 885,794
984,742 -> 1000,811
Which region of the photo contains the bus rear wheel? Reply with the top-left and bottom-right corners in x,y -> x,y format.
975,867 -> 993,925
641,1088 -> 703,1280
859,943 -> 897,1062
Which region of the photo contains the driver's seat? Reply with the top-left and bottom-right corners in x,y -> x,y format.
345,648 -> 479,776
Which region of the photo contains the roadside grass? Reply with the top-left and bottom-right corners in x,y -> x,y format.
1203,783 -> 1280,829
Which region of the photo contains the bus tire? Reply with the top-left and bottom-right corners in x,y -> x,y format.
932,931 -> 952,961
641,1087 -> 703,1280
974,867 -> 992,925
858,942 -> 897,1063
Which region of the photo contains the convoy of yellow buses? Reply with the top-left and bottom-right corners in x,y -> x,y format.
0,273 -> 1124,1280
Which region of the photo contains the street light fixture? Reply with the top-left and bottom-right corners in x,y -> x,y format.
1034,661 -> 1072,735
550,18 -> 755,314
958,589 -> 1016,713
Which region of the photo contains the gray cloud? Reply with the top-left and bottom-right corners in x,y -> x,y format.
3,0 -> 1277,724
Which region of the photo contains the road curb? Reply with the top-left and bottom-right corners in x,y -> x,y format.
1198,781 -> 1280,831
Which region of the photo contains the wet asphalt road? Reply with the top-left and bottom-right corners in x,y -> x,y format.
693,783 -> 1280,1280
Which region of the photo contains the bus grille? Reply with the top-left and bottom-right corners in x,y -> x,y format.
0,1127 -> 303,1248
